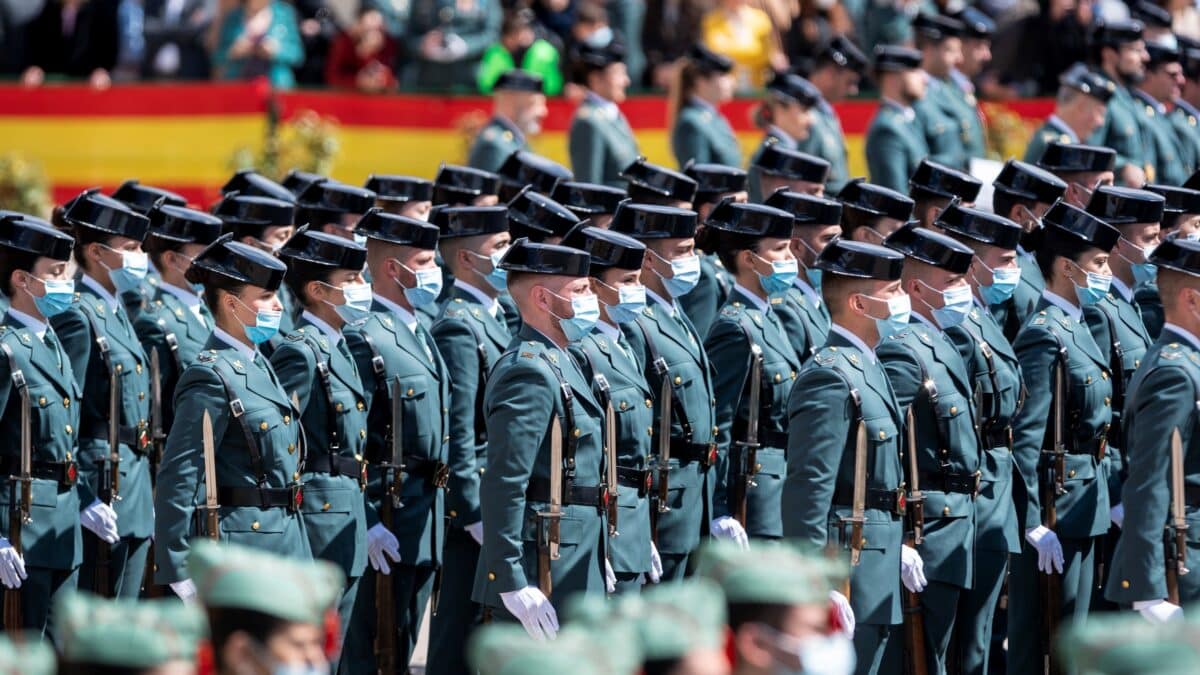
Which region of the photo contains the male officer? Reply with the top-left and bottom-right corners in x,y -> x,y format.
1037,141 -> 1117,208
1134,41 -> 1189,187
365,175 -> 434,221
212,193 -> 300,336
496,151 -> 572,203
53,191 -> 154,600
622,158 -> 698,209
568,41 -> 639,187
764,189 -> 839,363
989,160 -> 1069,342
433,165 -> 501,207
109,180 -> 187,318
866,46 -> 931,194
296,180 -> 378,244
681,163 -> 747,338
222,170 -> 295,202
746,73 -> 821,202
1089,20 -> 1152,187
427,205 -> 512,675
552,181 -> 627,229
1006,202 -> 1117,675
877,225 -> 980,674
947,8 -> 992,162
613,203 -> 737,579
468,70 -> 548,173
908,159 -> 981,229
749,143 -> 831,203
1024,64 -> 1114,166
0,215 -> 82,635
782,238 -> 908,675
282,170 -> 326,197
936,205 -> 1026,675
561,224 -> 660,592
912,13 -> 970,171
836,180 -> 915,246
271,228 -> 371,672
1171,39 -> 1200,179
1105,236 -> 1200,618
472,239 -> 607,636
506,188 -> 581,244
153,234 -> 308,596
798,35 -> 868,195
54,592 -> 205,673
703,201 -> 803,542
1139,184 -> 1200,338
345,210 -> 450,671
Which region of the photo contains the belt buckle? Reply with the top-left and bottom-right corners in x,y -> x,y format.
63,461 -> 78,487
289,484 -> 304,512
431,463 -> 450,489
894,488 -> 907,516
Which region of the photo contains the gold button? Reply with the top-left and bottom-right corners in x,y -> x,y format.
620,401 -> 628,411
288,444 -> 296,454
950,406 -> 957,414
573,428 -> 581,437
1134,359 -> 1140,368
443,435 -> 449,442
65,425 -> 72,435
943,507 -> 950,516
774,373 -> 782,383
755,463 -> 762,472
293,472 -> 300,480
63,398 -> 70,407
673,376 -> 682,385
1121,580 -> 1130,589
322,502 -> 331,511
357,401 -> 365,411
251,521 -> 260,531
487,572 -> 496,581
479,468 -> 486,475
335,403 -> 344,412
136,363 -> 142,374
1086,375 -> 1092,384
1069,470 -> 1076,478
283,415 -> 291,425
360,430 -> 367,439
37,396 -> 45,406
645,399 -> 652,408
861,538 -> 867,546
138,392 -> 145,400
66,452 -> 71,461
1104,397 -> 1111,406
647,426 -> 653,436
260,422 -> 269,431
878,430 -> 886,440
355,454 -> 363,462
115,364 -> 123,373
407,388 -> 415,396
790,370 -> 796,380
450,510 -> 458,518
1102,371 -> 1109,380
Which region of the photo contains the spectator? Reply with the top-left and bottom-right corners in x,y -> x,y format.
568,1 -> 612,55
992,0 -> 1093,96
405,0 -> 502,91
701,0 -> 787,90
325,7 -> 397,91
114,0 -> 143,81
141,0 -> 215,80
214,0 -> 304,88
783,0 -> 855,63
642,0 -> 713,89
606,0 -> 646,85
292,0 -> 350,86
20,0 -> 120,88
861,0 -> 928,50
531,0 -> 576,49
1169,0 -> 1200,41
478,8 -> 563,94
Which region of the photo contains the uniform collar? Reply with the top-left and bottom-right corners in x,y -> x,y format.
830,323 -> 877,363
1134,88 -> 1168,114
493,113 -> 525,145
689,96 -> 717,114
950,68 -> 973,94
301,310 -> 342,343
1111,276 -> 1133,302
1043,289 -> 1083,322
81,273 -> 120,311
792,275 -> 821,306
1177,97 -> 1200,118
767,125 -> 796,146
213,326 -> 258,362
882,97 -> 916,122
160,281 -> 202,307
1164,323 -> 1200,352
734,282 -> 771,313
7,308 -> 47,340
454,279 -> 500,317
595,319 -> 621,341
912,310 -> 942,335
1047,115 -> 1080,142
646,288 -> 676,316
585,90 -> 620,118
374,294 -> 420,334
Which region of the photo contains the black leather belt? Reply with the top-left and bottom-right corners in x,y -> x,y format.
407,459 -> 450,489
616,467 -> 652,496
758,429 -> 789,449
980,426 -> 1012,449
310,451 -> 367,485
82,422 -> 150,453
218,485 -> 303,511
1184,485 -> 1200,507
669,438 -> 718,468
526,476 -> 604,509
921,471 -> 981,497
836,487 -> 906,516
1068,437 -> 1107,460
0,458 -> 77,487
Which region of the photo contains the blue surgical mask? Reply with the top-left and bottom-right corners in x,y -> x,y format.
29,277 -> 74,318
397,261 -> 443,307
1186,231 -> 1200,242
864,293 -> 911,339
100,245 -> 149,294
1121,241 -> 1159,286
470,249 -> 508,291
235,298 -> 283,345
253,640 -> 331,675
325,282 -> 373,325
583,25 -> 613,47
354,233 -> 368,247
920,281 -> 972,330
797,238 -> 824,290
754,254 -> 799,295
549,291 -> 600,342
656,252 -> 702,298
976,262 -> 1021,306
1069,261 -> 1112,306
605,283 -> 646,324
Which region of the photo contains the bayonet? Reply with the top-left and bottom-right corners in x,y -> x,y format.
904,404 -> 925,545
537,415 -> 564,598
732,344 -> 763,527
844,418 -> 868,567
652,358 -> 672,543
1169,428 -> 1188,604
202,410 -> 219,541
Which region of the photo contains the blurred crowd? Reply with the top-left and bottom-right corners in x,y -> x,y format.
3,0 -> 1200,96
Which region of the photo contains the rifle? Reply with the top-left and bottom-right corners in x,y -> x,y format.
1040,358 -> 1067,674
838,415 -> 868,601
3,366 -> 31,630
94,337 -> 121,598
595,374 -> 619,538
1167,428 -> 1188,605
143,350 -> 165,597
536,415 -> 564,598
376,376 -> 403,675
732,344 -> 763,528
650,358 -> 672,545
902,404 -> 928,675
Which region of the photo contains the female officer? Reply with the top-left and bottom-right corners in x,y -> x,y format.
669,44 -> 741,169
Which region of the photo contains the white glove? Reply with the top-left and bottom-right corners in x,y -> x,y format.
0,537 -> 26,590
1133,599 -> 1183,623
170,578 -> 197,603
500,586 -> 559,640
367,523 -> 402,575
648,542 -> 663,584
1110,503 -> 1125,529
81,499 -> 119,544
1025,526 -> 1065,574
829,589 -> 855,638
442,33 -> 468,60
605,558 -> 616,593
710,516 -> 750,549
900,545 -> 927,593
465,521 -> 484,546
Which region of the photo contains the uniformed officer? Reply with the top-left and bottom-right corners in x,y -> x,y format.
836,180 -> 915,246
560,224 -> 660,591
1132,0 -> 1174,42
403,0 -> 503,92
670,44 -> 741,169
1170,40 -> 1200,179
912,13 -> 970,171
0,215 -> 82,635
621,157 -> 698,209
1006,201 -> 1117,675
109,180 -> 187,319
190,541 -> 343,675
54,592 -> 205,674
365,175 -> 435,221
506,187 -> 581,244
612,203 -> 734,578
468,625 -> 614,675
211,192 -> 300,337
271,227 -> 371,672
936,205 -> 1026,675
1059,611 -> 1200,673
798,35 -> 868,195
568,41 -> 639,187
1133,42 -> 1189,187
495,150 -> 572,203
989,160 -> 1069,342
703,200 -> 803,541
296,180 -> 378,245
552,181 -> 627,230
1089,20 -> 1152,187
344,210 -> 450,671
53,191 -> 154,600
222,169 -> 296,202
619,580 -> 729,673
866,46 -> 931,194
763,189 -> 839,362
473,239 -> 607,634
908,158 -> 981,229
426,205 -> 511,675
1105,237 -> 1200,618
1023,63 -> 1114,168
1138,184 -> 1200,338
282,169 -> 327,197
468,70 -> 548,174
877,225 -> 979,675
153,234 -> 308,594
750,143 -> 831,202
746,72 -> 820,202
680,163 -> 747,338
781,238 -> 908,675
1036,141 -> 1117,208
433,165 -> 502,207
947,8 -> 992,162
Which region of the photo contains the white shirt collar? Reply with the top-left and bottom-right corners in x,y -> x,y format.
1165,323 -> 1200,352
792,275 -> 821,306
301,310 -> 342,343
80,274 -> 120,311
595,320 -> 621,341
1110,276 -> 1133,301
646,288 -> 675,316
7,308 -> 47,340
734,283 -> 770,313
454,279 -> 500,317
912,311 -> 941,334
213,326 -> 257,362
585,90 -> 619,117
1043,289 -> 1083,322
160,281 -> 201,307
374,294 -> 419,334
1047,115 -> 1080,142
830,323 -> 877,364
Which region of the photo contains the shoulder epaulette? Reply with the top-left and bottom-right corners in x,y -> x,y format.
286,331 -> 306,342
197,350 -> 217,363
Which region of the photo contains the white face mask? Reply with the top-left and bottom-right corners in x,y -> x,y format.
757,624 -> 856,675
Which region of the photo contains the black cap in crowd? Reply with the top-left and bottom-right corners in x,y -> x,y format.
561,223 -> 646,273
1091,20 -> 1145,49
954,7 -> 995,39
1058,63 -> 1117,103
874,45 -> 923,72
838,179 -> 915,222
63,189 -> 151,241
1149,237 -> 1200,276
753,142 -> 831,183
817,239 -> 905,280
438,205 -> 509,239
765,189 -> 843,226
0,213 -> 73,261
507,188 -> 580,241
278,225 -> 368,274
297,180 -> 377,225
1131,1 -> 1172,29
356,209 -> 439,249
1037,141 -> 1116,174
364,175 -> 434,204
610,202 -> 698,240
498,151 -> 573,202
1146,41 -> 1182,68
765,72 -> 821,107
912,13 -> 966,42
993,159 -> 1068,204
222,171 -> 295,202
552,181 -> 628,217
147,202 -> 225,246
817,35 -> 869,73
433,164 -> 500,206
493,69 -> 545,93
573,41 -> 626,74
187,232 -> 288,291
213,194 -> 296,240
1086,185 -> 1166,225
688,43 -> 735,74
909,159 -> 982,202
685,162 -> 748,203
1145,184 -> 1200,219
1042,201 -> 1121,252
935,203 -> 1022,250
111,180 -> 186,215
703,200 -> 795,250
498,238 -> 591,276
884,225 -> 974,273
282,170 -> 326,196
621,158 -> 699,203
1180,36 -> 1200,79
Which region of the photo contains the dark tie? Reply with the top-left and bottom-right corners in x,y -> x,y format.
43,328 -> 62,371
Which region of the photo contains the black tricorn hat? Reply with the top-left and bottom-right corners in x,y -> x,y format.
297,180 -> 377,223
1086,185 -> 1165,225
561,222 -> 646,273
213,193 -> 296,239
838,179 -> 915,222
704,199 -> 795,241
818,34 -> 869,73
493,69 -> 545,92
221,171 -> 295,202
1149,236 -> 1200,276
552,181 -> 627,217
364,175 -> 434,204
277,225 -> 368,273
765,71 -> 821,106
621,158 -> 699,203
62,189 -> 151,241
954,6 -> 995,39
1145,184 -> 1200,218
1091,20 -> 1145,49
817,239 -> 905,280
507,188 -> 580,242
764,189 -> 843,226
433,164 -> 500,206
1058,63 -> 1117,103
187,232 -> 288,291
753,142 -> 831,183
282,170 -> 326,196
1037,141 -> 1117,174
993,159 -> 1068,204
147,202 -> 225,246
609,202 -> 698,239
909,159 -> 982,202
911,12 -> 966,42
936,204 -> 1022,250
688,43 -> 735,74
884,224 -> 974,273
438,205 -> 509,239
1042,200 -> 1121,252
873,44 -> 923,72
1131,0 -> 1172,28
498,237 -> 590,276
0,213 -> 74,261
498,151 -> 573,202
355,209 -> 439,249
111,180 -> 187,215
685,162 -> 748,203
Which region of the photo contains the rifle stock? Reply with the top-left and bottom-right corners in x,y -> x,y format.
3,366 -> 30,629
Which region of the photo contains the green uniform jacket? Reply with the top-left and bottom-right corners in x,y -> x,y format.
568,97 -> 640,187
945,303 -> 1024,556
0,316 -> 83,571
622,297 -> 718,556
272,319 -> 370,580
1170,99 -> 1200,178
1023,119 -> 1077,165
878,319 -> 980,588
915,78 -> 969,170
866,101 -> 930,194
746,128 -> 795,203
473,326 -> 607,608
991,251 -> 1044,343
570,324 -> 654,575
1132,90 -> 1189,187
1135,281 -> 1164,340
1105,328 -> 1200,604
775,276 -> 830,363
1091,73 -> 1149,178
946,79 -> 987,161
404,0 -> 502,91
1011,298 -> 1113,538
52,283 -> 153,540
133,285 -> 212,432
671,100 -> 742,169
432,288 -> 512,528
705,289 -> 803,539
467,116 -> 528,174
797,102 -> 852,194
154,335 -> 310,583
678,254 -> 730,341
783,328 -> 904,626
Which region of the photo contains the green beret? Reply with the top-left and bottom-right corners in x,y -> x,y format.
55,593 -> 206,668
0,633 -> 54,675
562,595 -> 642,675
1058,613 -> 1200,674
468,624 -> 611,675
694,540 -> 840,606
626,579 -> 727,662
190,541 -> 344,625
